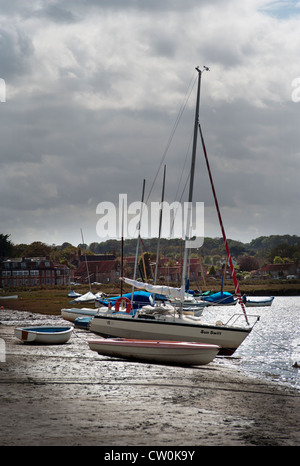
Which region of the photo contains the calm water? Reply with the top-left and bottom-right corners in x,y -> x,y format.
202,296 -> 300,391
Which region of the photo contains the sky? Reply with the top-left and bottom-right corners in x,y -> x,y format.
0,0 -> 300,248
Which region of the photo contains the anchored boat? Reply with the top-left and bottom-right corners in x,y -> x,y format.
243,296 -> 274,307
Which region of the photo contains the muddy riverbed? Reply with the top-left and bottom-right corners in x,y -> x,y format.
0,309 -> 299,447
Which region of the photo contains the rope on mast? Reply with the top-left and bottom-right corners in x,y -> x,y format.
198,122 -> 250,325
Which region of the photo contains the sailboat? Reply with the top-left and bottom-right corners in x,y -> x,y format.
89,67 -> 259,356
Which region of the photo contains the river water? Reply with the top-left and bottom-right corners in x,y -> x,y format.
201,296 -> 300,391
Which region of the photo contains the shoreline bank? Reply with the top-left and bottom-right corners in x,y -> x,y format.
1,282 -> 300,317
0,309 -> 299,446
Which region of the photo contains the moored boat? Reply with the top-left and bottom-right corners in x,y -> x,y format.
89,67 -> 260,356
88,338 -> 220,365
61,307 -> 100,322
200,291 -> 237,306
0,295 -> 18,300
67,290 -> 82,299
14,326 -> 73,344
74,316 -> 92,329
72,291 -> 98,303
96,290 -> 167,309
89,311 -> 256,356
244,296 -> 274,307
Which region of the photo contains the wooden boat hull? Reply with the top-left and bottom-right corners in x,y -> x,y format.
89,314 -> 253,356
14,326 -> 73,344
88,338 -> 220,365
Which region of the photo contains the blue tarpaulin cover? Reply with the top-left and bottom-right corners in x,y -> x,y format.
97,290 -> 166,309
201,291 -> 235,304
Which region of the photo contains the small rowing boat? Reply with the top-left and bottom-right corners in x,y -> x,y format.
14,326 -> 73,344
243,296 -> 274,307
88,338 -> 220,366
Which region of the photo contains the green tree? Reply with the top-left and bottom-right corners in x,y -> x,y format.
23,241 -> 52,257
268,243 -> 297,263
208,265 -> 216,276
0,233 -> 13,257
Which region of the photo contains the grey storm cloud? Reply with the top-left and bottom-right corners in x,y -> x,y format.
0,0 -> 300,246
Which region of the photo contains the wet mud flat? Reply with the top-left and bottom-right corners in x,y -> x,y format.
0,310 -> 299,446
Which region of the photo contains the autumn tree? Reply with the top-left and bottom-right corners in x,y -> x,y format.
238,255 -> 259,272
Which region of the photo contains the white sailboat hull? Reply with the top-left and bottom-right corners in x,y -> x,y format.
89,314 -> 252,356
88,338 -> 220,365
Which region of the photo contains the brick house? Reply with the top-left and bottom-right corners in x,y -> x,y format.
151,257 -> 207,285
72,252 -> 208,286
259,262 -> 299,279
0,257 -> 70,287
72,254 -> 120,284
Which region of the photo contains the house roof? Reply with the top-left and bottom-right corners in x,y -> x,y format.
260,263 -> 294,272
79,254 -> 116,262
75,260 -> 117,275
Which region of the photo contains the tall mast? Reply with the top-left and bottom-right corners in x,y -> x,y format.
188,66 -> 202,204
154,164 -> 166,285
131,179 -> 146,304
120,196 -> 124,297
80,228 -> 91,292
180,67 -> 202,305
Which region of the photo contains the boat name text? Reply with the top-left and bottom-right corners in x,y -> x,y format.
200,329 -> 222,335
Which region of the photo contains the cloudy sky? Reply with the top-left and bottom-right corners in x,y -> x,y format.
1,0 -> 300,247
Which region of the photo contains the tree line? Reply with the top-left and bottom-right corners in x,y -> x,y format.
1,233 -> 300,273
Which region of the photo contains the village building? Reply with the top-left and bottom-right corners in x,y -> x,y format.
72,253 -> 207,287
72,253 -> 120,284
0,257 -> 70,287
153,257 -> 207,286
258,262 -> 299,279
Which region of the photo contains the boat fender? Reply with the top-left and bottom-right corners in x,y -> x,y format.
114,297 -> 131,314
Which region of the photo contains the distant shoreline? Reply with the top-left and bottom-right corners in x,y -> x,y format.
0,281 -> 299,316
